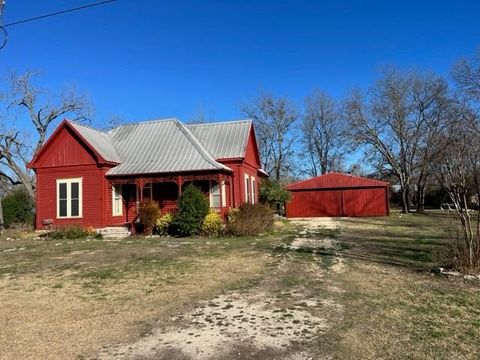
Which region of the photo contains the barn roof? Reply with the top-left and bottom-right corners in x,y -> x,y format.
187,120 -> 252,159
63,118 -> 259,176
286,172 -> 389,190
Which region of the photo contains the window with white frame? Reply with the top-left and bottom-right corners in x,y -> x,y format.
244,174 -> 250,203
221,180 -> 226,207
57,178 -> 82,218
251,177 -> 256,204
210,180 -> 221,208
112,184 -> 123,216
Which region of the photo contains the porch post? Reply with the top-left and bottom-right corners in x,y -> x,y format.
136,178 -> 144,203
218,174 -> 223,217
229,175 -> 234,208
177,176 -> 183,198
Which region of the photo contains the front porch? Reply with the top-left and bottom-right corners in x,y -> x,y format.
109,173 -> 233,226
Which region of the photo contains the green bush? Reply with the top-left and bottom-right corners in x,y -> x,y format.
47,226 -> 90,239
138,200 -> 161,235
201,211 -> 223,237
227,203 -> 274,236
171,184 -> 210,236
259,179 -> 291,215
2,188 -> 35,228
155,212 -> 173,235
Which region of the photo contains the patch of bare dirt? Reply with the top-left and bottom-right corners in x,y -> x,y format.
290,237 -> 339,250
97,289 -> 333,360
288,217 -> 341,231
96,226 -> 346,360
99,293 -> 330,359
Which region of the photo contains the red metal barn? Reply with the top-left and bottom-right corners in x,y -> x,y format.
285,172 -> 389,218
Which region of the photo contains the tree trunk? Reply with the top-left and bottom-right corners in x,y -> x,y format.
416,184 -> 425,213
399,176 -> 410,214
0,197 -> 4,232
401,189 -> 409,213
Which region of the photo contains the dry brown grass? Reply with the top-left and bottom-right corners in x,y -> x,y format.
332,262 -> 480,360
0,248 -> 267,360
2,213 -> 479,359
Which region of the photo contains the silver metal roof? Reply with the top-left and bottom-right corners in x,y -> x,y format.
67,118 -> 252,176
70,122 -> 120,163
187,120 -> 252,159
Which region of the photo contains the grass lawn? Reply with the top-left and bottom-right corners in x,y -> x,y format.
1,211 -> 479,359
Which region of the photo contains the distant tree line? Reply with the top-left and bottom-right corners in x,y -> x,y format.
241,50 -> 480,216
241,49 -> 480,272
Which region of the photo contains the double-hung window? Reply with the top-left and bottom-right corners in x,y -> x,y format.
112,184 -> 123,216
251,177 -> 256,204
210,180 -> 221,208
57,178 -> 82,218
244,174 -> 250,203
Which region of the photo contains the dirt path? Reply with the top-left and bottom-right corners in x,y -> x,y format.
96,218 -> 345,360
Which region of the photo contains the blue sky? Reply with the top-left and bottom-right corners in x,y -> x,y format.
1,0 -> 479,127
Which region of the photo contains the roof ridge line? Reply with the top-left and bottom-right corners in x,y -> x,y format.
187,119 -> 252,127
108,118 -> 179,132
327,171 -> 389,183
173,120 -> 228,171
68,120 -> 108,134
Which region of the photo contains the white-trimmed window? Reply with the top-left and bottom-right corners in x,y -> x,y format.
221,180 -> 226,207
244,174 -> 250,203
112,184 -> 123,216
57,178 -> 82,218
251,177 -> 256,204
210,180 -> 221,208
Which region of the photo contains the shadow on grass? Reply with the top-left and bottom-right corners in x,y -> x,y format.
336,213 -> 454,270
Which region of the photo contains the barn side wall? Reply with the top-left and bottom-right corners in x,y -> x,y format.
286,186 -> 389,218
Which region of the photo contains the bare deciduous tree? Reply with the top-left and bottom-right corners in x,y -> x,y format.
433,110 -> 480,273
301,90 -> 346,176
0,71 -> 93,199
345,68 -> 446,213
410,72 -> 450,212
453,50 -> 480,102
241,92 -> 298,181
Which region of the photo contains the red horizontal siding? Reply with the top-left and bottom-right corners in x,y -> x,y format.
36,165 -> 107,229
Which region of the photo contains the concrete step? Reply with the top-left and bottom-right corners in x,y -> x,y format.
98,227 -> 131,238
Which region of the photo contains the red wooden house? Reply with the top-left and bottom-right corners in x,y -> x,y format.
28,118 -> 267,231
